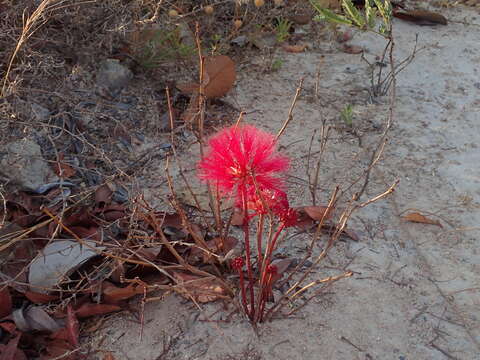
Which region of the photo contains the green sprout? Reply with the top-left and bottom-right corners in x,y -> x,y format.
274,18 -> 292,43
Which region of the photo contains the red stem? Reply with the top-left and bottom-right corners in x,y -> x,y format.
256,224 -> 285,322
238,269 -> 249,316
256,213 -> 265,271
241,189 -> 255,320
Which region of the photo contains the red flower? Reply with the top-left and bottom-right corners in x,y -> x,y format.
278,207 -> 298,228
198,125 -> 289,203
245,187 -> 289,216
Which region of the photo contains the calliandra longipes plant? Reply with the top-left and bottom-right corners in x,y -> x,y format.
198,124 -> 298,322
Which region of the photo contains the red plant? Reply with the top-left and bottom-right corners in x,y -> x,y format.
199,124 -> 296,322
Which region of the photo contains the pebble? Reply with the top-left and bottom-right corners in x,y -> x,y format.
96,59 -> 133,98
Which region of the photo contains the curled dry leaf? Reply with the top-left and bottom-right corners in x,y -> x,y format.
402,212 -> 443,228
0,287 -> 12,318
282,43 -> 307,53
28,240 -> 105,293
393,10 -> 447,25
173,272 -> 227,303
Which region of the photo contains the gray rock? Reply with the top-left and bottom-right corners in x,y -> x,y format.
30,103 -> 51,122
0,139 -> 58,190
96,59 -> 133,97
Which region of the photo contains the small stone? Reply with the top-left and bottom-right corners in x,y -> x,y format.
231,35 -> 248,47
30,103 -> 50,122
0,139 -> 58,191
96,59 -> 133,97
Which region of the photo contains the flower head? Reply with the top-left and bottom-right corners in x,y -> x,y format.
198,125 -> 289,203
245,187 -> 289,216
231,257 -> 244,271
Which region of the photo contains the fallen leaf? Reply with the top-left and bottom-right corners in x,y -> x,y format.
301,205 -> 333,221
13,306 -> 61,332
40,338 -> 74,360
269,258 -> 293,284
402,212 -> 443,228
190,236 -> 238,263
0,331 -> 21,360
342,44 -> 363,54
289,13 -> 312,25
341,228 -> 360,242
231,208 -> 244,226
102,281 -> 146,304
103,352 -> 116,360
0,322 -> 17,334
336,30 -> 353,43
66,305 -> 79,347
173,272 -> 227,303
74,303 -> 121,318
177,55 -> 236,98
282,43 -> 307,53
393,10 -> 447,25
52,154 -> 76,178
0,287 -> 12,318
28,240 -> 105,293
24,291 -> 59,304
95,183 -> 113,207
180,94 -> 200,124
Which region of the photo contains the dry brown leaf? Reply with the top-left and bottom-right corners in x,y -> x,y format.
66,305 -> 79,348
282,43 -> 307,53
180,94 -> 200,124
95,184 -> 113,207
24,291 -> 58,304
74,303 -> 121,318
176,82 -> 199,94
177,55 -> 236,99
336,30 -> 353,43
342,44 -> 363,54
393,10 -> 447,25
52,154 -> 75,178
302,205 -> 333,221
0,287 -> 12,318
231,208 -> 244,226
102,282 -> 147,304
173,272 -> 227,303
103,353 -> 116,360
402,212 -> 443,228
204,55 -> 236,98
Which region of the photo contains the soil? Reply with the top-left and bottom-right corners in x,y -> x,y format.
1,1 -> 479,360
88,4 -> 480,360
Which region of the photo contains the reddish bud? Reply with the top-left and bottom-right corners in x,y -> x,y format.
231,257 -> 244,271
266,264 -> 278,274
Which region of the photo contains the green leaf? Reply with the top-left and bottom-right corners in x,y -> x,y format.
311,5 -> 352,26
364,0 -> 377,29
342,0 -> 366,28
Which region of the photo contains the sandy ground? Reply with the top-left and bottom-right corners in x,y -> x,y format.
91,4 -> 480,360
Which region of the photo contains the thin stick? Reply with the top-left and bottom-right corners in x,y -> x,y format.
276,78 -> 304,140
